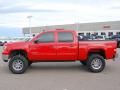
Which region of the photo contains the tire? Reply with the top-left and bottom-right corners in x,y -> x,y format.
9,55 -> 28,74
87,54 -> 105,73
80,61 -> 87,66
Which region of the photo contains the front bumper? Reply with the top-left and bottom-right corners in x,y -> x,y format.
2,54 -> 9,62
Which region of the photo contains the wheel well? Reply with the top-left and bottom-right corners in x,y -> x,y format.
9,50 -> 28,59
88,49 -> 106,59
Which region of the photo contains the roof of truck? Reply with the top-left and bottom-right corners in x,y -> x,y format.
43,29 -> 76,32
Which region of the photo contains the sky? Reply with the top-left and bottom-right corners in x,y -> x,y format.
0,0 -> 120,37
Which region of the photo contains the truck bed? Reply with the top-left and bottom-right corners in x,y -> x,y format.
78,40 -> 117,60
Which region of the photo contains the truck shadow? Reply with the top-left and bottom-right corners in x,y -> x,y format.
28,62 -> 88,73
27,62 -> 118,74
1,62 -> 117,74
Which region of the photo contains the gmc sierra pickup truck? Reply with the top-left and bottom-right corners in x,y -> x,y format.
2,30 -> 117,74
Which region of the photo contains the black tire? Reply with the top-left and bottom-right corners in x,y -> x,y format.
80,61 -> 87,66
87,54 -> 105,73
9,55 -> 28,74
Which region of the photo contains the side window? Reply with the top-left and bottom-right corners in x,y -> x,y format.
37,32 -> 54,43
58,32 -> 73,42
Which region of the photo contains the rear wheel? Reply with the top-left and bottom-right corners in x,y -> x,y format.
9,55 -> 28,74
87,54 -> 105,73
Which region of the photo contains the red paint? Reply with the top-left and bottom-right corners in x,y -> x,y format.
2,30 -> 117,61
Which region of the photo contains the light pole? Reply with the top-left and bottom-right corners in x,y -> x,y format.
27,15 -> 33,36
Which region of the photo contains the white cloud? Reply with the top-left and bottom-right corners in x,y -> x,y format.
0,0 -> 120,28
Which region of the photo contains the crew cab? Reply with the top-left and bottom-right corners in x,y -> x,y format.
2,30 -> 117,74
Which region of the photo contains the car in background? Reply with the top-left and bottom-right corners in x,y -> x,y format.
24,37 -> 33,41
110,35 -> 120,48
0,37 -> 33,46
78,35 -> 96,40
0,41 -> 4,46
0,39 -> 8,46
94,35 -> 106,40
13,37 -> 33,42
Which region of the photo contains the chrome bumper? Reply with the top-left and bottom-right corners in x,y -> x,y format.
2,54 -> 9,62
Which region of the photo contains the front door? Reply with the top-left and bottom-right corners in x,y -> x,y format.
29,32 -> 57,60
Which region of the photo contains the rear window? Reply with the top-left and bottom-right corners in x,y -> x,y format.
58,32 -> 73,42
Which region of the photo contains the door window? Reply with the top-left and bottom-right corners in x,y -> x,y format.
58,32 -> 73,42
37,32 -> 54,43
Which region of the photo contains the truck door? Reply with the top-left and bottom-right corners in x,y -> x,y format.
30,32 -> 57,60
57,31 -> 77,60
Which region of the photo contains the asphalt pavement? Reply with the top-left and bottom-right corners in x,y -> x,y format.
0,47 -> 120,90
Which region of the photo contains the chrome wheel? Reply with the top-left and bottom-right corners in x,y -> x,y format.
87,54 -> 105,73
12,60 -> 24,71
91,58 -> 102,70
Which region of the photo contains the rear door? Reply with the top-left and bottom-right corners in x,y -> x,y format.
56,31 -> 77,60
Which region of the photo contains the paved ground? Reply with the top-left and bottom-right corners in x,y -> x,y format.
0,46 -> 120,90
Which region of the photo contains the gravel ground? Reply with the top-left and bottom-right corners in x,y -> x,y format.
0,46 -> 120,90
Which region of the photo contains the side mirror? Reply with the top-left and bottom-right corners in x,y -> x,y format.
34,39 -> 39,44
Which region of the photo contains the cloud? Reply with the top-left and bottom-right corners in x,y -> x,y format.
0,0 -> 120,37
109,6 -> 120,10
0,0 -> 120,28
0,5 -> 63,14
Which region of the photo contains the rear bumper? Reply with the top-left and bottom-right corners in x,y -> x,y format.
2,54 -> 9,62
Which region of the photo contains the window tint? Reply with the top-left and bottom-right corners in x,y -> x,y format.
58,32 -> 73,42
37,32 -> 54,43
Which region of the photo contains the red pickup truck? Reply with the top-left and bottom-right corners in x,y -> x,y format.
2,30 -> 117,74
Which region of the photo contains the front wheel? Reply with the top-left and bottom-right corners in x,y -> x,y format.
9,55 -> 28,74
87,54 -> 105,73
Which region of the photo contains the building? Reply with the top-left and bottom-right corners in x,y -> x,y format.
23,21 -> 120,37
